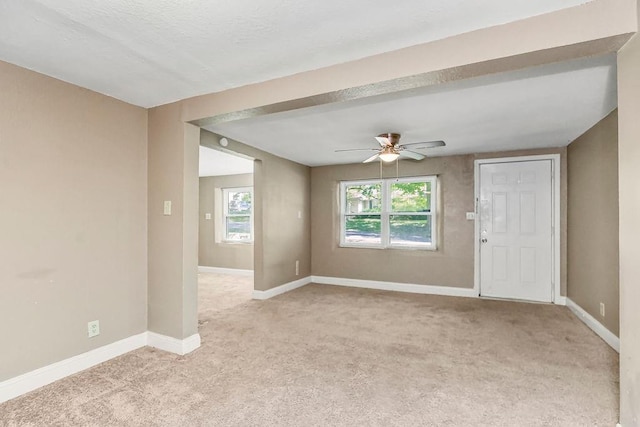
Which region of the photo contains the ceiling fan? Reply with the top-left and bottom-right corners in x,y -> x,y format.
336,133 -> 446,163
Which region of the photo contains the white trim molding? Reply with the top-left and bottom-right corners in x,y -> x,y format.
252,276 -> 312,300
198,266 -> 253,276
566,298 -> 620,353
312,276 -> 478,298
0,332 -> 147,404
147,332 -> 202,356
0,331 -> 203,404
473,154 -> 563,304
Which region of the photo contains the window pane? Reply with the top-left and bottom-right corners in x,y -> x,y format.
345,215 -> 381,245
389,215 -> 431,245
228,191 -> 252,214
345,184 -> 381,214
226,216 -> 251,241
391,181 -> 430,213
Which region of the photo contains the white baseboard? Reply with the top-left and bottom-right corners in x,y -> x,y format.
0,332 -> 147,404
566,298 -> 619,353
311,276 -> 478,298
0,330 -> 202,404
147,332 -> 201,355
198,266 -> 253,276
555,295 -> 567,306
252,276 -> 312,300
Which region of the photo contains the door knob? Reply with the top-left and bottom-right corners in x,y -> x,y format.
481,238 -> 488,243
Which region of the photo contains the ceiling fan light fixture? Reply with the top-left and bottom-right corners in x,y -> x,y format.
379,146 -> 399,162
379,152 -> 400,162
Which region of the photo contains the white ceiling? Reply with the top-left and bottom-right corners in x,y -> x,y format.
199,146 -> 253,177
206,54 -> 617,166
1,1 -> 613,167
0,0 -> 591,108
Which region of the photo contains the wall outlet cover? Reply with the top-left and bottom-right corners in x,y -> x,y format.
87,320 -> 100,338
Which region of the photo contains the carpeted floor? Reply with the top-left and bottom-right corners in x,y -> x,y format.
1,273 -> 619,426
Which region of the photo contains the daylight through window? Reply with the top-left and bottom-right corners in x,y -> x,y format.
223,187 -> 253,242
340,176 -> 437,250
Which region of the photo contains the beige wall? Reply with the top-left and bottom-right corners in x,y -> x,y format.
199,174 -> 254,270
618,9 -> 640,422
200,131 -> 311,291
567,110 -> 619,335
311,148 -> 567,291
0,60 -> 148,381
147,104 -> 201,340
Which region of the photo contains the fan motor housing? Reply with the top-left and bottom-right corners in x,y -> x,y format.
379,133 -> 401,146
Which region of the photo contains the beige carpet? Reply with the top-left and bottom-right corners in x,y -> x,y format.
1,273 -> 619,426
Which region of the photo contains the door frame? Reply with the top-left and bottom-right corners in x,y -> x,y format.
473,154 -> 563,304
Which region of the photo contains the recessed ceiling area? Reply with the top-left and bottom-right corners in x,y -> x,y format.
0,0 -> 592,107
205,54 -> 617,167
199,146 -> 253,177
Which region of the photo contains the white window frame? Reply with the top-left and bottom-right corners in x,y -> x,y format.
222,186 -> 253,243
340,176 -> 437,250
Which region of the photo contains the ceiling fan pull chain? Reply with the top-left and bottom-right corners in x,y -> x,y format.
380,158 -> 383,179
396,157 -> 399,181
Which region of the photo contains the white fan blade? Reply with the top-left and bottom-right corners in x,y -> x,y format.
402,140 -> 446,148
399,150 -> 425,160
335,148 -> 380,152
375,136 -> 390,147
363,153 -> 380,163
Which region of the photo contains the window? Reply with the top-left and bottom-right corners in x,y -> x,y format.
222,187 -> 253,242
340,176 -> 437,250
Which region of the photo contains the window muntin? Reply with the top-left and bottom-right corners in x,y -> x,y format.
223,187 -> 253,242
340,177 -> 436,250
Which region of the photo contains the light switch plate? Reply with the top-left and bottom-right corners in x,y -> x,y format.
163,201 -> 172,215
205,213 -> 211,220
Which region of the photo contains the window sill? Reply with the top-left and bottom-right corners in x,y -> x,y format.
339,243 -> 436,251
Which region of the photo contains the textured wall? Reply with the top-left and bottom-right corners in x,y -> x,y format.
311,156 -> 474,287
199,174 -> 254,270
567,110 -> 619,335
200,131 -> 311,291
147,104 -> 201,340
311,148 -> 567,291
0,60 -> 148,381
618,18 -> 640,425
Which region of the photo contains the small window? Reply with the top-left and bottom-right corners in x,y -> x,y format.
340,176 -> 437,250
223,187 -> 253,242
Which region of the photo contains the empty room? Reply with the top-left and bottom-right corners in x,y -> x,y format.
1,1 -> 640,426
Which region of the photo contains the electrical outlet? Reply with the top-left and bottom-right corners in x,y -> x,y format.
599,302 -> 605,317
87,320 -> 100,338
295,260 -> 299,276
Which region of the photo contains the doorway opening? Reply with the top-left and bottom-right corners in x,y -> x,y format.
198,144 -> 255,321
474,154 -> 562,304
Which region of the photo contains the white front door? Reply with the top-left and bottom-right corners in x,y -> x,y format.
479,160 -> 553,302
